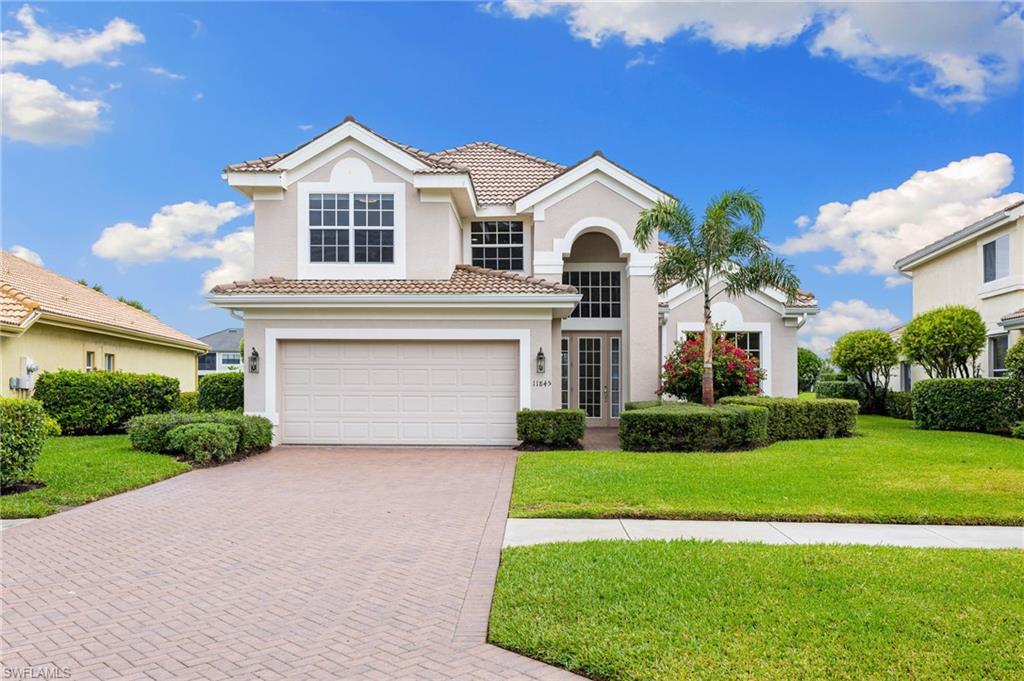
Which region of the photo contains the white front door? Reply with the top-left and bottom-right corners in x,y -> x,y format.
278,340 -> 518,445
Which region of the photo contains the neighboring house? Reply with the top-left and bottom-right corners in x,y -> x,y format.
197,328 -> 244,376
210,117 -> 817,445
887,324 -> 913,392
1,251 -> 207,395
895,200 -> 1023,380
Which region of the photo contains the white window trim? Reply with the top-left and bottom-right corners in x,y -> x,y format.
979,232 -> 1012,286
462,218 -> 532,274
258,328 -> 533,436
561,262 -> 627,331
989,332 -> 1010,378
296,160 -> 406,279
673,319 -> 774,396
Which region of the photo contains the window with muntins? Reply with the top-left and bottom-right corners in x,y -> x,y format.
471,221 -> 524,271
562,271 -> 622,318
983,235 -> 1009,283
308,193 -> 394,264
221,352 -> 241,366
722,331 -> 762,367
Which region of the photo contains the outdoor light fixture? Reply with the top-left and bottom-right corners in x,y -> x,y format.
536,347 -> 546,374
248,348 -> 260,374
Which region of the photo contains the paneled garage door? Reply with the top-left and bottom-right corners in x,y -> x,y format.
279,340 -> 519,445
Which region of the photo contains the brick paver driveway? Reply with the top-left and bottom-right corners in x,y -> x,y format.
2,448 -> 580,680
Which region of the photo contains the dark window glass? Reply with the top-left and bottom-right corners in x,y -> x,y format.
354,229 -> 394,263
470,221 -> 525,270
198,353 -> 216,371
990,334 -> 1009,377
561,270 -> 622,318
309,229 -> 349,262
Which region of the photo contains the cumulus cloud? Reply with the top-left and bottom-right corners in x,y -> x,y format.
1,71 -> 107,144
493,1 -> 1024,105
800,299 -> 900,355
8,244 -> 44,266
778,153 -> 1024,286
91,200 -> 255,292
1,4 -> 143,67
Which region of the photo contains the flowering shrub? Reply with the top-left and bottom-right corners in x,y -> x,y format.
661,334 -> 764,403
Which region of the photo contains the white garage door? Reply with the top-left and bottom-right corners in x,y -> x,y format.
279,340 -> 519,445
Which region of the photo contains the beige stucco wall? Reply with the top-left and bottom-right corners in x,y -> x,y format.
663,285 -> 801,397
909,216 -> 1023,378
2,322 -> 199,395
241,313 -> 558,421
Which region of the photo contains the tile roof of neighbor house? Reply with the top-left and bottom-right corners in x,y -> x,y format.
0,251 -> 205,349
224,116 -> 669,206
210,265 -> 578,296
198,327 -> 244,352
1003,307 -> 1024,322
895,199 -> 1024,270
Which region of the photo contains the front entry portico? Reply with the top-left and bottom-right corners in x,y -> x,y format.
560,331 -> 623,427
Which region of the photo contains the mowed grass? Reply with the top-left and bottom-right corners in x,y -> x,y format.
490,540 -> 1024,681
512,416 -> 1024,525
0,435 -> 189,518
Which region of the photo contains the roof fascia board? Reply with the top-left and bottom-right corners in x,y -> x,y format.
413,173 -> 480,212
272,121 -> 430,174
516,156 -> 668,214
209,293 -> 581,308
895,208 -> 1022,272
660,278 -> 794,316
36,314 -> 208,352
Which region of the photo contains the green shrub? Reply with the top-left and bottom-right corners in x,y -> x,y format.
128,411 -> 272,456
815,380 -> 866,409
517,409 -> 586,448
885,391 -> 914,420
1013,422 -> 1024,439
33,370 -> 179,434
178,391 -> 199,413
198,372 -> 243,411
900,306 -> 986,378
624,400 -> 664,411
797,348 -> 824,392
720,396 -> 858,441
42,414 -> 62,437
0,398 -> 48,486
661,334 -> 764,403
166,423 -> 239,463
830,330 -> 899,414
912,379 -> 1017,435
618,403 -> 768,452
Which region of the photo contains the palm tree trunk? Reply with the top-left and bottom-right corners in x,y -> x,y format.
702,297 -> 714,406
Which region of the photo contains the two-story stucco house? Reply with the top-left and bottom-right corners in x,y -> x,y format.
210,118 -> 816,445
895,200 -> 1023,381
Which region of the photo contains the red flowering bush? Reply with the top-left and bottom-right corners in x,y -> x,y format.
661,334 -> 765,403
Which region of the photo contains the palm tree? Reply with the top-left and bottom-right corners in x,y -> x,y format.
634,190 -> 800,406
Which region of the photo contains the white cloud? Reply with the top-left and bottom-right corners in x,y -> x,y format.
145,65 -> 184,80
778,153 -> 1024,285
494,1 -> 1024,105
1,4 -> 144,68
625,52 -> 656,69
297,123 -> 314,131
1,71 -> 106,144
800,299 -> 900,355
192,91 -> 204,102
9,244 -> 43,266
91,200 -> 255,292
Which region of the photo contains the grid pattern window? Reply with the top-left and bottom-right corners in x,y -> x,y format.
471,221 -> 524,271
578,337 -> 602,418
560,337 -> 570,409
221,352 -> 241,366
610,337 -> 621,418
983,235 -> 1010,283
722,332 -> 762,366
990,334 -> 1009,377
104,354 -> 115,372
562,271 -> 622,318
198,353 -> 216,371
308,193 -> 394,264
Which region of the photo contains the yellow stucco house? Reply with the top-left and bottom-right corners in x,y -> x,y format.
1,251 -> 207,396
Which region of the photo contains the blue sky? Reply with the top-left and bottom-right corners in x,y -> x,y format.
3,2 -> 1022,351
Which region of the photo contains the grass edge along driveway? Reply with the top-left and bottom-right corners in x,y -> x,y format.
0,435 -> 189,518
490,540 -> 1024,681
511,416 -> 1024,526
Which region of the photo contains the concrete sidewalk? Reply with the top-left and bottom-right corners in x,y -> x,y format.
505,518 -> 1024,550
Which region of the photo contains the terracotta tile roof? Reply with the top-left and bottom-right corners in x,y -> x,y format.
210,265 -> 577,296
788,290 -> 818,308
1003,307 -> 1024,322
1,251 -> 205,348
427,142 -> 566,205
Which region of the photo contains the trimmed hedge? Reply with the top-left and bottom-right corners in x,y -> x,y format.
1013,422 -> 1024,439
885,391 -> 914,420
912,379 -> 1017,435
815,381 -> 866,410
517,409 -> 586,449
618,403 -> 768,452
33,370 -> 179,434
198,372 -> 243,411
720,396 -> 858,441
128,411 -> 272,456
178,391 -> 199,413
0,398 -> 48,486
166,423 -> 239,463
624,400 -> 665,411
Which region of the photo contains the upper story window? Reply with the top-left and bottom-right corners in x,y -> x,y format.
562,270 -> 621,318
471,221 -> 524,271
308,193 -> 394,264
982,235 -> 1009,283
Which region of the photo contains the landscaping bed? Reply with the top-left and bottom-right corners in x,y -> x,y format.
511,416 -> 1024,525
490,540 -> 1024,681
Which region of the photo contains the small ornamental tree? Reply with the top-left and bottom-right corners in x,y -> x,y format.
797,347 -> 823,392
900,305 -> 986,378
661,334 -> 765,403
830,330 -> 899,414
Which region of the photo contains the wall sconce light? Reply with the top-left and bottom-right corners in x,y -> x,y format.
248,348 -> 260,374
536,347 -> 546,374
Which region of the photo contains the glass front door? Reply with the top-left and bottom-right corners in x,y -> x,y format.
562,332 -> 622,427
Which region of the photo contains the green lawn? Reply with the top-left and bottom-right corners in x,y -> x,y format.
512,416 -> 1024,525
0,435 -> 190,518
490,540 -> 1024,681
